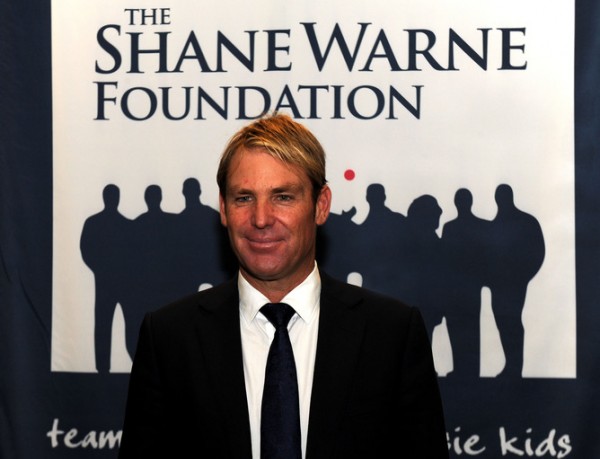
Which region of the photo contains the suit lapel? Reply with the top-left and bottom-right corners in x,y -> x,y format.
194,280 -> 252,459
306,274 -> 366,459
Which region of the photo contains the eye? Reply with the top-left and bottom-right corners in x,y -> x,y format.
275,194 -> 293,202
235,195 -> 253,203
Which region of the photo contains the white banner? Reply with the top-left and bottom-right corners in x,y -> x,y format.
52,0 -> 575,378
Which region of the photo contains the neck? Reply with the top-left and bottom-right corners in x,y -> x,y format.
240,264 -> 315,303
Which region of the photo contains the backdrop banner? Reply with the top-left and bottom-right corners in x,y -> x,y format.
2,0 -> 599,457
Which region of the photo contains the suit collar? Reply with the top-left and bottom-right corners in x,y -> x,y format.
193,278 -> 253,459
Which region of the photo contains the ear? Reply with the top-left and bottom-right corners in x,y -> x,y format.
219,193 -> 228,227
315,185 -> 332,226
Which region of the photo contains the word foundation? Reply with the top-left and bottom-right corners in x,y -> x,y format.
94,82 -> 423,121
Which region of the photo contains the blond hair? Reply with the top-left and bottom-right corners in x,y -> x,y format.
217,113 -> 327,201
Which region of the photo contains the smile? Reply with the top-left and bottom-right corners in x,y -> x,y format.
245,237 -> 283,250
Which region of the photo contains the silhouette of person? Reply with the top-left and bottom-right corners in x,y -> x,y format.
122,185 -> 179,359
356,184 -> 408,299
80,184 -> 132,373
175,177 -> 235,293
441,188 -> 491,378
488,184 -> 545,378
404,195 -> 445,336
318,206 -> 360,281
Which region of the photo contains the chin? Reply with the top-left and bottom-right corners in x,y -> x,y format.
247,266 -> 284,281
241,260 -> 285,280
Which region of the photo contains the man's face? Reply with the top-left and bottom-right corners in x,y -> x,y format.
219,147 -> 331,292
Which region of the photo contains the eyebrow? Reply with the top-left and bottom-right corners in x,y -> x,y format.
228,182 -> 306,196
270,183 -> 306,195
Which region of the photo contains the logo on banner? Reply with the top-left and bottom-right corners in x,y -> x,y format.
93,8 -> 527,121
79,178 -> 544,379
80,179 -> 234,373
320,182 -> 545,379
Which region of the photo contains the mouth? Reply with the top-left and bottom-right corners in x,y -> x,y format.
245,236 -> 283,251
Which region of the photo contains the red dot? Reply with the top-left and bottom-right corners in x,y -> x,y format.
344,169 -> 356,181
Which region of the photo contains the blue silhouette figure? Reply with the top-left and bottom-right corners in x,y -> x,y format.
488,184 -> 545,378
80,184 -> 132,373
122,184 -> 179,359
441,188 -> 492,378
318,206 -> 360,281
355,184 -> 408,298
175,177 -> 235,292
404,194 -> 445,336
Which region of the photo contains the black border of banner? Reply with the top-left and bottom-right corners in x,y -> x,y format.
1,0 -> 599,457
572,0 -> 600,450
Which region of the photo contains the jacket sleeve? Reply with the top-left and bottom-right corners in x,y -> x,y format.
118,312 -> 168,459
398,307 -> 449,458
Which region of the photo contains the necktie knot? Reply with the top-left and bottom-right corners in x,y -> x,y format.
261,303 -> 295,329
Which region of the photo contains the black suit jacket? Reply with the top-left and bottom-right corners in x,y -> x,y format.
119,273 -> 448,458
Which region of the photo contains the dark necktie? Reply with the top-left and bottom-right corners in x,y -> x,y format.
260,303 -> 302,459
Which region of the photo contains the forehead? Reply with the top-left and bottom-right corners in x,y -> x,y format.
227,147 -> 310,188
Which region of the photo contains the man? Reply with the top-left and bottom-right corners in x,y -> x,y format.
80,184 -> 131,374
119,113 -> 448,458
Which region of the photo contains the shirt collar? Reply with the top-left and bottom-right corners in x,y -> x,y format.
238,263 -> 321,325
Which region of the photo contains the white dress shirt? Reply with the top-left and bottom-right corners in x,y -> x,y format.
239,264 -> 321,459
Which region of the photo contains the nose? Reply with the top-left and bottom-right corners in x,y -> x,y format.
252,198 -> 275,228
